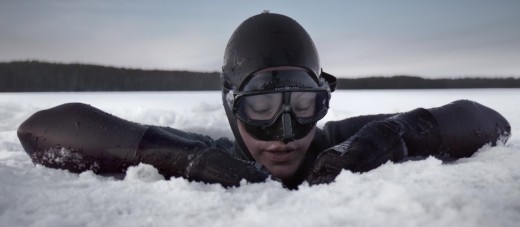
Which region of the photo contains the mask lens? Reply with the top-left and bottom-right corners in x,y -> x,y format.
293,91 -> 329,124
239,93 -> 282,121
290,92 -> 317,118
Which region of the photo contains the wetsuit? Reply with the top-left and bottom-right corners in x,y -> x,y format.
17,100 -> 511,188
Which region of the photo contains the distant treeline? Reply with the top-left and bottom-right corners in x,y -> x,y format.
0,61 -> 221,92
1,61 -> 519,92
337,76 -> 520,89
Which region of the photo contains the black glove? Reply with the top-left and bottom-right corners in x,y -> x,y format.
185,148 -> 270,187
136,126 -> 270,187
307,108 -> 441,185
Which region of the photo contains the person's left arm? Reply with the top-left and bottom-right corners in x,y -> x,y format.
307,100 -> 511,185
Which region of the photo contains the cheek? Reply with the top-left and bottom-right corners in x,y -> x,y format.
295,127 -> 316,153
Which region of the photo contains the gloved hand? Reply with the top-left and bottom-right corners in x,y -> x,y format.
136,126 -> 271,188
185,148 -> 270,187
306,108 -> 441,185
306,120 -> 407,185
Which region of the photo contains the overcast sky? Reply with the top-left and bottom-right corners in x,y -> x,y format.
1,0 -> 519,78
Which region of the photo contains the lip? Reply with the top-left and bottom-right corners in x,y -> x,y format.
264,149 -> 294,163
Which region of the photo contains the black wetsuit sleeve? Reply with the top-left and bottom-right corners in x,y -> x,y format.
17,103 -> 148,173
321,113 -> 396,146
16,103 -> 223,175
17,103 -> 269,186
429,99 -> 511,158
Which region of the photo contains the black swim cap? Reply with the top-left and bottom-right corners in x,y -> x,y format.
221,12 -> 336,160
222,12 -> 321,90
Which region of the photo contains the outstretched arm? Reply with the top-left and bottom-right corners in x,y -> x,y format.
307,100 -> 511,184
18,103 -> 268,187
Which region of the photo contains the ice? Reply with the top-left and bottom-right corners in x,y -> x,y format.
1,89 -> 519,227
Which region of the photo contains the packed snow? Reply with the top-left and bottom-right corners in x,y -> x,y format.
1,89 -> 519,227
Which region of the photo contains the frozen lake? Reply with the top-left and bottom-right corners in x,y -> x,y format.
1,89 -> 519,227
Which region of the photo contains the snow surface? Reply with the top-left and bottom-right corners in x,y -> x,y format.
1,89 -> 519,227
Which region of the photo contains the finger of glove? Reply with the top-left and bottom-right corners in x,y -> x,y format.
307,171 -> 340,185
306,151 -> 344,185
342,135 -> 404,172
186,149 -> 269,187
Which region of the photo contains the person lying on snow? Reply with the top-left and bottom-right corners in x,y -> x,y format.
17,12 -> 511,189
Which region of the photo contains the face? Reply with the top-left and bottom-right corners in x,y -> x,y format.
238,120 -> 315,180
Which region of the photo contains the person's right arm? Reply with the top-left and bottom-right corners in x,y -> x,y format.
17,103 -> 268,187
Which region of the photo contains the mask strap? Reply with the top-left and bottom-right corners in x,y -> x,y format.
321,70 -> 337,92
